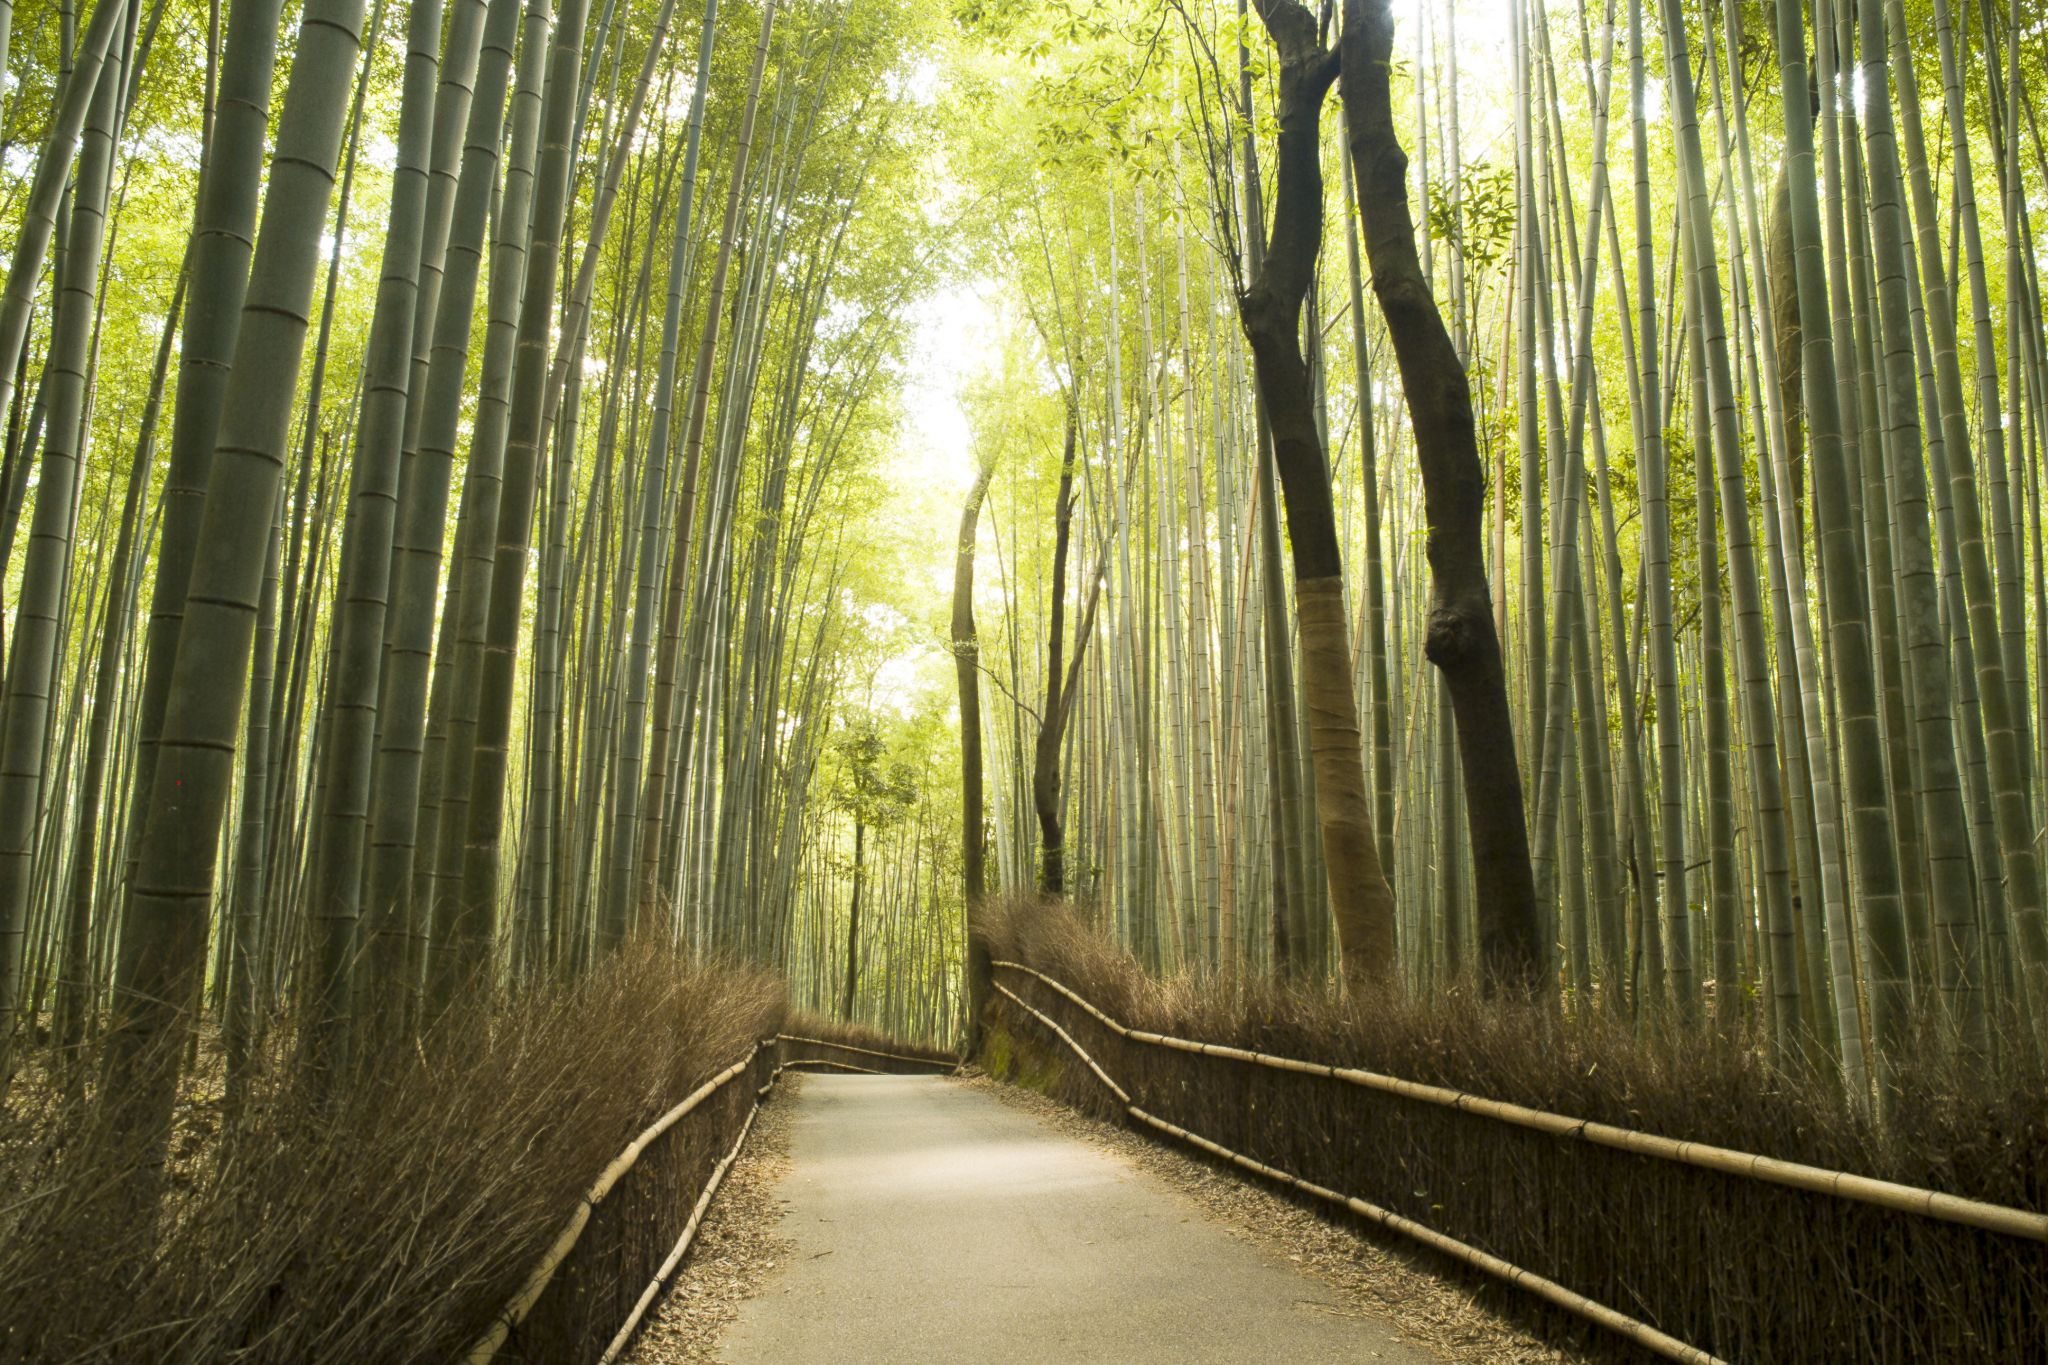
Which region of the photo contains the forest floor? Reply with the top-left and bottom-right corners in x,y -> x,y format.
634,1071 -> 1575,1363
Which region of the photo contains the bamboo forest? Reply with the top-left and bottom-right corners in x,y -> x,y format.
0,0 -> 2044,1358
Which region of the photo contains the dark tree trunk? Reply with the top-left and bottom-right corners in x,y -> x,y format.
1341,0 -> 1543,992
841,816 -> 864,1020
1032,405 -> 1079,895
954,455 -> 994,1049
1240,0 -> 1397,988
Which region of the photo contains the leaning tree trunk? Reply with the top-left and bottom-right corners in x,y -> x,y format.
1340,0 -> 1540,991
1239,0 -> 1396,989
1032,405 -> 1079,895
955,453 -> 994,1049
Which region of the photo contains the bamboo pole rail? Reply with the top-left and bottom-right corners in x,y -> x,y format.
599,1047 -> 806,1365
1132,1105 -> 1719,1364
472,1030 -> 955,1362
775,1032 -> 958,1070
598,1098 -> 763,1364
993,971 -> 1723,1364
992,980 -> 1130,1103
991,960 -> 2048,1243
464,1045 -> 764,1363
596,1039 -> 842,1365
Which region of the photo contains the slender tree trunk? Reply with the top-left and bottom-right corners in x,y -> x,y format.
1631,0 -> 1680,1015
1033,405 -> 1079,895
1338,151 -> 1397,897
56,272 -> 181,1089
599,0 -> 719,951
366,0 -> 527,1038
1773,0 -> 1901,1097
955,454 -> 994,1048
1661,0 -> 1802,1050
0,0 -> 127,418
452,0 -> 601,957
421,0 -> 555,1005
841,815 -> 863,1020
303,0 -> 442,1075
640,0 -> 777,916
121,0 -> 286,910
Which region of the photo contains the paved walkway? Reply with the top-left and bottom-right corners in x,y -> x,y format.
715,1074 -> 1433,1363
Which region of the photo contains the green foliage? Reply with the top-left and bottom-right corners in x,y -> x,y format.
831,717 -> 919,830
1426,162 -> 1517,279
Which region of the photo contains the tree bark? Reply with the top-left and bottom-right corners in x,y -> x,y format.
1033,405 -> 1078,895
1241,0 -> 1396,989
841,816 -> 864,1020
954,453 -> 994,1050
1340,0 -> 1542,991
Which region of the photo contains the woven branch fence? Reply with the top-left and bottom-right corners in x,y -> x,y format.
472,1032 -> 958,1364
990,960 -> 2046,1364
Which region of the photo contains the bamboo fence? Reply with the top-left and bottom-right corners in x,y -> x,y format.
471,1031 -> 956,1363
992,960 -> 2047,1241
991,958 -> 2048,1362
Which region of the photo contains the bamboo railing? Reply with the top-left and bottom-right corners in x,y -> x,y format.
992,959 -> 2047,1242
471,1030 -> 958,1363
988,975 -> 1723,1363
464,1045 -> 767,1363
773,1033 -> 960,1071
992,958 -> 2048,1362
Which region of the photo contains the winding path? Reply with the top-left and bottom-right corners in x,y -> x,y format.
714,1074 -> 1433,1363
